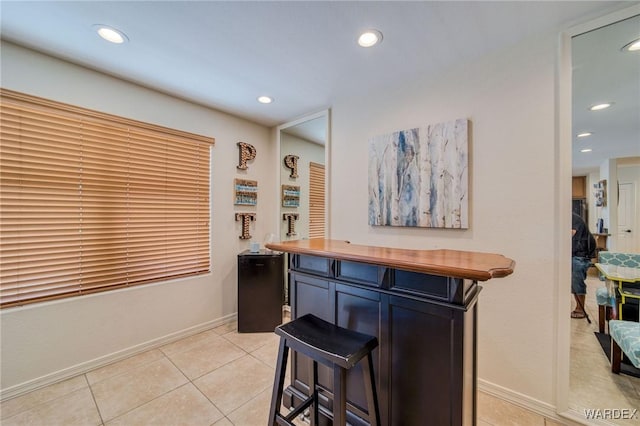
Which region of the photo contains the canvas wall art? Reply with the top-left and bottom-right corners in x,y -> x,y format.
368,118 -> 469,229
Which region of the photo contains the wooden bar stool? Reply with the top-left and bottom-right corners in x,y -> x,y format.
268,313 -> 380,426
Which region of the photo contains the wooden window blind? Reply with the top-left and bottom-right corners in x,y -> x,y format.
0,89 -> 214,308
308,162 -> 325,239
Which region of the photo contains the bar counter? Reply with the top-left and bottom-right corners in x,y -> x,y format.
265,239 -> 515,281
265,239 -> 515,426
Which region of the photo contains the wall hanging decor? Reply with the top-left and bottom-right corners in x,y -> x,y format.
234,179 -> 258,205
237,141 -> 256,170
235,213 -> 256,240
594,179 -> 607,207
368,118 -> 469,229
282,185 -> 300,207
284,154 -> 299,178
283,213 -> 299,236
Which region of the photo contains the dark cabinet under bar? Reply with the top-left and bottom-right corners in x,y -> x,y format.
265,239 -> 514,426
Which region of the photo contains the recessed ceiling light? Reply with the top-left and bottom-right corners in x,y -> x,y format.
580,148 -> 593,153
577,132 -> 592,138
622,37 -> 640,52
589,103 -> 612,111
358,29 -> 383,48
257,96 -> 273,104
93,25 -> 128,44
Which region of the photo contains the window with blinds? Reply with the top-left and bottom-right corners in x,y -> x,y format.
308,162 -> 325,239
0,89 -> 214,308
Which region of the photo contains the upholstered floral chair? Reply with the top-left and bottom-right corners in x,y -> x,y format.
609,320 -> 640,373
594,252 -> 640,333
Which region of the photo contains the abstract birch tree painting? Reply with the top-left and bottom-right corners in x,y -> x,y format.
368,119 -> 468,228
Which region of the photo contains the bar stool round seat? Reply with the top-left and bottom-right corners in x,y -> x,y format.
268,313 -> 381,426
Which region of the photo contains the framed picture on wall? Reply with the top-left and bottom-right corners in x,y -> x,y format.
234,179 -> 258,206
282,185 -> 300,207
594,179 -> 606,207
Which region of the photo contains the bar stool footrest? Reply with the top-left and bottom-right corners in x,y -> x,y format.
283,395 -> 314,423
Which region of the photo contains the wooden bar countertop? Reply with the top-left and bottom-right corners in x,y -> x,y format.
265,239 -> 515,282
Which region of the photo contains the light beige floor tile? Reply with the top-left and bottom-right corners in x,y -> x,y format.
226,388 -> 272,426
194,354 -> 274,415
544,417 -> 570,425
571,360 -> 637,398
106,383 -> 223,426
222,330 -> 280,353
165,335 -> 247,380
1,387 -> 101,426
478,420 -> 493,426
91,357 -> 188,421
228,388 -> 304,426
631,378 -> 640,398
0,375 -> 88,419
159,329 -> 220,357
250,337 -> 281,368
478,392 -> 545,426
570,326 -> 601,352
86,349 -> 165,385
570,379 -> 640,417
211,418 -> 234,426
212,321 -> 237,335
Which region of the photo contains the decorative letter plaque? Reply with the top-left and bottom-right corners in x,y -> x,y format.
283,213 -> 299,237
237,142 -> 257,170
235,213 -> 256,239
284,155 -> 299,178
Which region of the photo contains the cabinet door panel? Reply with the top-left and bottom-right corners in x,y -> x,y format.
388,295 -> 455,426
335,284 -> 383,421
290,272 -> 332,395
291,272 -> 331,320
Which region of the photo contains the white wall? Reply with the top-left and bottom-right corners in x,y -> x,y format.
585,161 -> 640,251
280,134 -> 325,240
0,41 -> 276,396
617,162 -> 640,252
330,32 -> 560,408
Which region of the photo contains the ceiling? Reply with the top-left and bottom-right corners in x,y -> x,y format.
1,1 -> 638,171
282,116 -> 327,146
572,13 -> 640,175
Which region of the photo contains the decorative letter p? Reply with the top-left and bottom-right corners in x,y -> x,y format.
284,155 -> 299,178
237,142 -> 257,170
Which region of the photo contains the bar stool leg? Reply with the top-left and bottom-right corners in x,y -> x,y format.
361,353 -> 381,426
268,338 -> 289,426
333,367 -> 347,426
309,360 -> 318,426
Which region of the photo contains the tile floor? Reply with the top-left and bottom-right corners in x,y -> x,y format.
568,274 -> 640,424
0,308 -> 600,426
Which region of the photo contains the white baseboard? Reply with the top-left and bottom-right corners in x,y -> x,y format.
0,313 -> 237,401
478,379 -> 616,426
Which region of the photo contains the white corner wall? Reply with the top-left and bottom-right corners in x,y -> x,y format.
330,32 -> 561,409
0,41 -> 276,396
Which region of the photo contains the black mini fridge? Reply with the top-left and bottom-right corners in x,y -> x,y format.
237,250 -> 284,333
